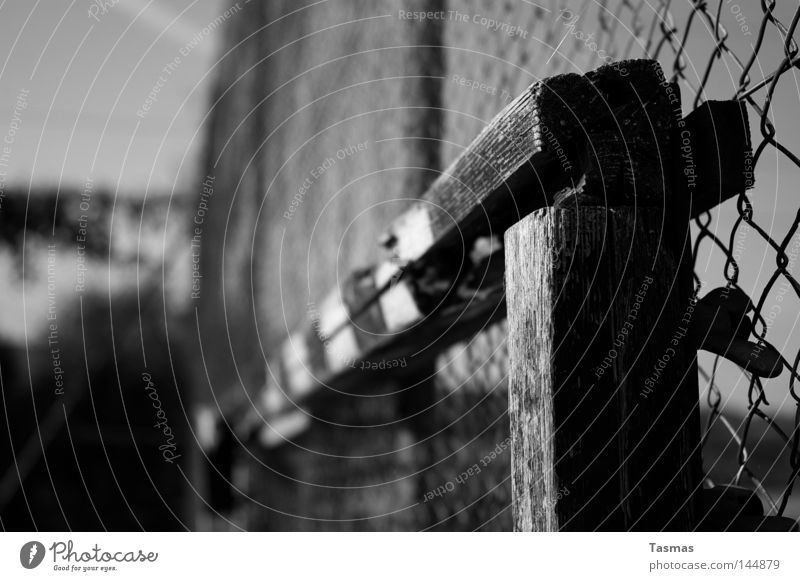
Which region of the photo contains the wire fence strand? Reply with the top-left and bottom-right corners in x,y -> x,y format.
600,0 -> 800,518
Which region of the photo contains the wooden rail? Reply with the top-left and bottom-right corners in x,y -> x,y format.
199,60 -> 755,529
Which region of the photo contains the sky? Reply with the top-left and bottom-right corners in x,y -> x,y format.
0,0 -> 225,196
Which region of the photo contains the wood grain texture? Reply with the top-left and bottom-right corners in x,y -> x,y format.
381,73 -> 581,263
506,207 -> 702,531
382,60 -> 681,262
505,210 -> 559,531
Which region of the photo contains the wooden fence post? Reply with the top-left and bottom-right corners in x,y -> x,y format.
505,206 -> 702,531
504,62 -> 706,531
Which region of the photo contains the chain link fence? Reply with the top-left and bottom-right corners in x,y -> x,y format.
592,0 -> 800,518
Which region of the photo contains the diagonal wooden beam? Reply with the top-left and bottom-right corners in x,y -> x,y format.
199,59 -> 754,452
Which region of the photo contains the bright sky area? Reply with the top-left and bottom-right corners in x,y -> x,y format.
0,0 -> 225,196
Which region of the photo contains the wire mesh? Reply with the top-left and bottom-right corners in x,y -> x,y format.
597,0 -> 800,518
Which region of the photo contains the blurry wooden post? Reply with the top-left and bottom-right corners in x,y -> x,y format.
505,70 -> 704,531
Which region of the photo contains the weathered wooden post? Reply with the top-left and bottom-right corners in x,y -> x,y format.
505,61 -> 704,531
